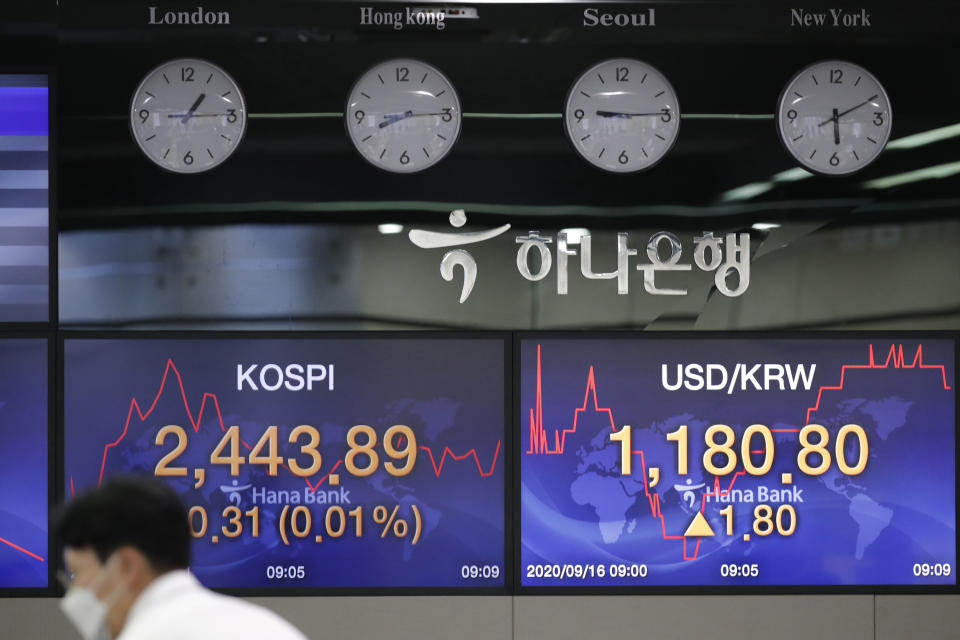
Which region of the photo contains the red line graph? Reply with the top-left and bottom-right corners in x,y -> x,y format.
71,359 -> 500,496
805,344 -> 952,425
527,344 -> 614,454
526,342 -> 952,561
0,536 -> 44,563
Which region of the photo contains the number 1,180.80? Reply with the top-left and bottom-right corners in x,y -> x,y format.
610,423 -> 868,478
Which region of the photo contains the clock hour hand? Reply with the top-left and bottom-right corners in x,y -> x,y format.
817,94 -> 879,127
180,93 -> 207,124
379,110 -> 414,129
596,109 -> 665,118
832,108 -> 840,145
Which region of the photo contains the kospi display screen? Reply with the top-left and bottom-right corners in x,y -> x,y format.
0,338 -> 48,589
519,336 -> 957,590
64,336 -> 507,591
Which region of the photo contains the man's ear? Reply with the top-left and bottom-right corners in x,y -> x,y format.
113,546 -> 152,585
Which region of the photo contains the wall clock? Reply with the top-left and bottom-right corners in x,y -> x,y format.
130,58 -> 247,173
777,60 -> 892,175
345,58 -> 462,173
564,58 -> 680,173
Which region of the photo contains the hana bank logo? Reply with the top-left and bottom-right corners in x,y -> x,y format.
408,209 -> 751,304
219,479 -> 252,506
408,209 -> 511,303
673,479 -> 707,513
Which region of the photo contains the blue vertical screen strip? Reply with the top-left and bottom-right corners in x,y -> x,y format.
0,78 -> 49,323
0,339 -> 48,588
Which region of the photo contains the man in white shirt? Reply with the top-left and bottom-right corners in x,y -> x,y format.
56,476 -> 309,640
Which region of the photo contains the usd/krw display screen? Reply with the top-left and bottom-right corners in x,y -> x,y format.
520,337 -> 956,588
64,337 -> 506,590
0,338 -> 48,588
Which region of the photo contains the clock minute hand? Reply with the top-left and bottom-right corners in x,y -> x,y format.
180,93 -> 207,124
817,94 -> 879,127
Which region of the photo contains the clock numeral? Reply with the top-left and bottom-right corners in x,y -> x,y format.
399,150 -> 411,165
441,107 -> 452,123
184,151 -> 194,166
396,67 -> 409,82
618,150 -> 629,165
226,109 -> 238,124
829,68 -> 843,84
873,112 -> 884,126
181,66 -> 195,82
615,66 -> 629,82
829,152 -> 840,167
787,109 -> 797,121
138,109 -> 150,123
354,109 -> 365,125
574,109 -> 585,123
660,109 -> 672,123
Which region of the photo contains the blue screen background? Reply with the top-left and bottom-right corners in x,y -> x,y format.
64,338 -> 505,589
520,338 -> 956,587
0,339 -> 48,588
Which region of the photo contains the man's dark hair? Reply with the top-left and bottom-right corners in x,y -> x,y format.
55,475 -> 191,572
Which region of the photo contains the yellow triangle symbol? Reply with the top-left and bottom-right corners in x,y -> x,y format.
683,512 -> 715,538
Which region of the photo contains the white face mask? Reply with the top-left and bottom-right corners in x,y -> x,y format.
60,585 -> 112,640
60,556 -> 125,640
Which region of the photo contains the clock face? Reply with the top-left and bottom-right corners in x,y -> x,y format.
777,60 -> 892,176
130,58 -> 247,174
564,58 -> 680,173
345,58 -> 462,173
